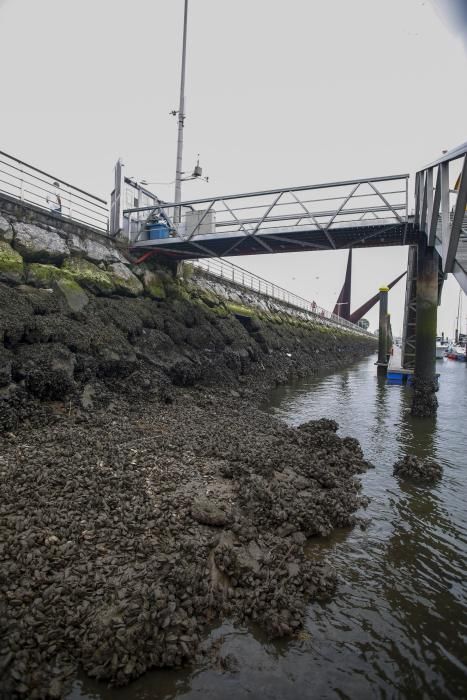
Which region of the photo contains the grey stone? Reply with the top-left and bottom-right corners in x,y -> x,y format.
54,278 -> 89,313
67,233 -> 127,264
108,262 -> 144,297
66,233 -> 87,257
0,214 -> 13,242
13,223 -> 69,263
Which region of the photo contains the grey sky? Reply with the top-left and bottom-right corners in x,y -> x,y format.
0,0 -> 466,335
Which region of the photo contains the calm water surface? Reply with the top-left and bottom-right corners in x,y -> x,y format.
70,355 -> 467,700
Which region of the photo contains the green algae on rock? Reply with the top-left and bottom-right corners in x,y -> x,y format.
108,262 -> 144,297
54,277 -> 89,313
0,239 -> 24,284
142,269 -> 167,299
26,262 -> 74,288
62,257 -> 115,296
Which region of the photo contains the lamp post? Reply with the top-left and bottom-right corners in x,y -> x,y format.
174,0 -> 189,224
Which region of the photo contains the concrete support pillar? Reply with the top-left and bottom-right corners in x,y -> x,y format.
411,240 -> 438,417
377,287 -> 389,377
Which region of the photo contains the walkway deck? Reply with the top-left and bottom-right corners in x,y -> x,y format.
131,217 -> 418,260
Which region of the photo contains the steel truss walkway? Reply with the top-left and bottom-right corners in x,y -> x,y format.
127,174 -> 418,259
126,142 -> 467,295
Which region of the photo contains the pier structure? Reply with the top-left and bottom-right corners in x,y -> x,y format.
403,143 -> 467,414
123,143 -> 467,415
1,141 -> 467,417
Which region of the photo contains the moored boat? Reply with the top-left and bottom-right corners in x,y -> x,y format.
436,341 -> 447,359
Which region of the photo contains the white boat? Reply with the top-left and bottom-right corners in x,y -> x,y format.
454,343 -> 466,361
435,341 -> 445,359
435,337 -> 449,359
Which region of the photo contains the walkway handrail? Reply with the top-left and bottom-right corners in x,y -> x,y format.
0,149 -> 109,233
124,173 -> 409,254
415,141 -> 467,275
423,141 -> 467,169
124,174 -> 409,213
191,257 -> 374,337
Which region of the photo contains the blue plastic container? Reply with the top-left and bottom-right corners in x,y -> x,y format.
148,223 -> 170,240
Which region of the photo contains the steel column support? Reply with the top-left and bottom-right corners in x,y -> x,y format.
420,172 -> 428,232
414,172 -> 421,227
428,168 -> 441,246
440,161 -> 450,270
412,240 -> 439,417
444,154 -> 467,273
401,245 -> 418,369
424,167 -> 433,235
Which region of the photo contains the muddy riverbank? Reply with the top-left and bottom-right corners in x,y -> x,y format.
0,259 -> 376,699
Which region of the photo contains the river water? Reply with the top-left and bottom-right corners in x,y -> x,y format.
69,354 -> 467,700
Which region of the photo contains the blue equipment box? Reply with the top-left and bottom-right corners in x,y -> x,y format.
148,223 -> 170,240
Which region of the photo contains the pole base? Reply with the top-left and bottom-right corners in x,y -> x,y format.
376,363 -> 388,377
411,377 -> 438,417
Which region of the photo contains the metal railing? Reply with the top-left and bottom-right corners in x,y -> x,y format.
191,257 -> 373,336
126,174 -> 409,253
414,141 -> 467,277
0,149 -> 109,233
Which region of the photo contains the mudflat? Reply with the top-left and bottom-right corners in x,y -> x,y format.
0,384 -> 372,698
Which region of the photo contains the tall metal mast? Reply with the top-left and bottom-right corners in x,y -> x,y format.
174,0 -> 188,224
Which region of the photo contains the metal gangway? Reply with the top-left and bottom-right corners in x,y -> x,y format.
125,174 -> 416,259
124,141 -> 467,298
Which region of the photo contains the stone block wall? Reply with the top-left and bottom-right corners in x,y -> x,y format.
0,196 -> 158,300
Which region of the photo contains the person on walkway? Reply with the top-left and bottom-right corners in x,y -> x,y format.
46,181 -> 62,215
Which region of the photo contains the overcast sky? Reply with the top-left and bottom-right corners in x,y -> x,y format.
0,0 -> 466,335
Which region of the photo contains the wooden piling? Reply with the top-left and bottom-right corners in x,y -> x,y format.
377,287 -> 389,377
